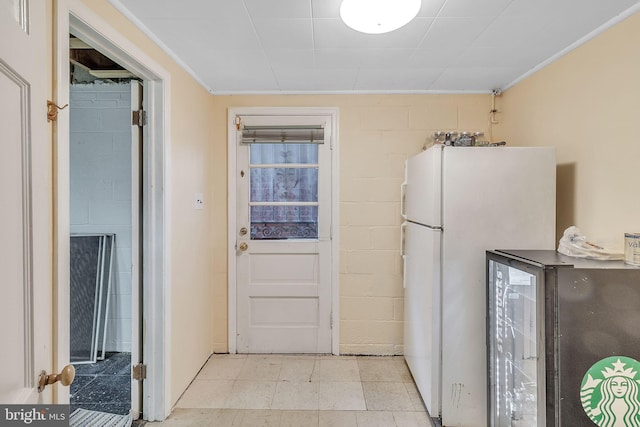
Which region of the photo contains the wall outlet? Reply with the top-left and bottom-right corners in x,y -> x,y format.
194,193 -> 204,210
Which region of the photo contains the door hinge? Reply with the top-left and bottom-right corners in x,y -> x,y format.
330,311 -> 333,329
132,109 -> 147,127
132,363 -> 147,381
235,116 -> 242,130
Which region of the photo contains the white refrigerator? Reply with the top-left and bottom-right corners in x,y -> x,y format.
401,145 -> 556,426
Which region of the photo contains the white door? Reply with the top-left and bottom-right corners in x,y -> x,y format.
235,115 -> 333,353
130,79 -> 142,419
0,0 -> 58,403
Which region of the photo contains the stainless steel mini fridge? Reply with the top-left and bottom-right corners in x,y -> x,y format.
486,250 -> 640,427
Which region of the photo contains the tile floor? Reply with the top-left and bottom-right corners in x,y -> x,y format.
149,354 -> 433,427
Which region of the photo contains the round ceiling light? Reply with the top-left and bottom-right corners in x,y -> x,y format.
340,0 -> 422,34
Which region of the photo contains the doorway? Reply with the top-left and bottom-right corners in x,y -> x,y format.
67,34 -> 142,418
228,108 -> 340,355
54,5 -> 171,421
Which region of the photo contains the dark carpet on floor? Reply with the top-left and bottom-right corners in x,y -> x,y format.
71,352 -> 131,416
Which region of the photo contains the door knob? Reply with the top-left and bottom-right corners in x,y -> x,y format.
239,242 -> 248,251
38,365 -> 75,392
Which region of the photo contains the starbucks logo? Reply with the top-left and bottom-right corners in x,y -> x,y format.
581,356 -> 640,426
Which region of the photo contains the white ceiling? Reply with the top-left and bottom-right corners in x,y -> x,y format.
111,0 -> 640,94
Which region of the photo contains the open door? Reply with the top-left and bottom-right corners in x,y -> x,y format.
0,0 -> 67,404
130,79 -> 143,420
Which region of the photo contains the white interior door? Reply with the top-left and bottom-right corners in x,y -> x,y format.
0,0 -> 58,403
130,79 -> 142,419
235,115 -> 333,354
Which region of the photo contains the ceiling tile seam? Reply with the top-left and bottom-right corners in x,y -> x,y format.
468,0 -> 518,53
454,0 -> 516,58
240,0 -> 281,91
352,68 -> 362,91
306,0 -> 313,20
107,0 -> 213,94
409,0 -> 467,87
408,23 -> 443,89
413,0 -> 448,49
310,0 -> 318,69
440,1 -> 517,81
497,0 -> 517,18
501,1 -> 640,92
425,67 -> 448,91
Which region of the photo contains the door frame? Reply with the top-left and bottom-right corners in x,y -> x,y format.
227,107 -> 340,355
53,0 -> 172,421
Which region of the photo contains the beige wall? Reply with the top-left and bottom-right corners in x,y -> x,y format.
74,1 -> 217,406
62,0 -> 640,411
211,94 -> 491,355
495,12 -> 640,247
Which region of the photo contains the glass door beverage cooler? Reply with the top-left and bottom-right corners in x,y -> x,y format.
486,250 -> 640,427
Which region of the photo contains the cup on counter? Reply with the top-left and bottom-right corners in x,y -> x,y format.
624,233 -> 640,266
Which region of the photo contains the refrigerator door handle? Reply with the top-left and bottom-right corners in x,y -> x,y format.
400,180 -> 407,220
400,221 -> 407,258
400,221 -> 407,289
402,254 -> 407,289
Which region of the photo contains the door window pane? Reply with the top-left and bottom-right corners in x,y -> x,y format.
250,143 -> 318,165
250,206 -> 318,240
248,143 -> 319,240
250,168 -> 318,203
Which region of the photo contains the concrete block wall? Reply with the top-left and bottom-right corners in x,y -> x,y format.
70,82 -> 133,353
338,95 -> 490,355
211,94 -> 491,355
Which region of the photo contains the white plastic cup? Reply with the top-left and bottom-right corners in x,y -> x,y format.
624,233 -> 640,266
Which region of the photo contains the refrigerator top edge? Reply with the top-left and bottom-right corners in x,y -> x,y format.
437,144 -> 556,153
417,143 -> 555,153
440,145 -> 556,162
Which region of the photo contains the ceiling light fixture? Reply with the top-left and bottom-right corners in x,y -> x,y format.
340,0 -> 421,34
